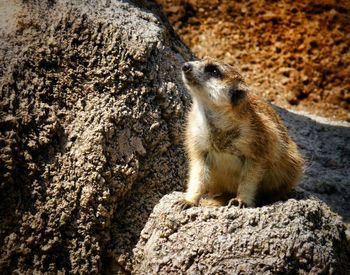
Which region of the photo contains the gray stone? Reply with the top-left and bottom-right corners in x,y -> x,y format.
0,0 -> 191,273
133,192 -> 350,274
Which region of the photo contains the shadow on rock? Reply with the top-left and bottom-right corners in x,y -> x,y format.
275,106 -> 350,223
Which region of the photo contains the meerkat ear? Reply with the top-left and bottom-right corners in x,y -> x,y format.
230,87 -> 246,105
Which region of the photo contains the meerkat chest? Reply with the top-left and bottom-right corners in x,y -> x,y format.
206,113 -> 241,155
189,104 -> 210,151
208,124 -> 241,154
190,103 -> 241,155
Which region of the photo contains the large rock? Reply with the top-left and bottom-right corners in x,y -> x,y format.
133,192 -> 350,274
0,0 -> 191,273
274,107 -> 350,224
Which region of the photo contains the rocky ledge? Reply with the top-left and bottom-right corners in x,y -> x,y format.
134,192 -> 350,274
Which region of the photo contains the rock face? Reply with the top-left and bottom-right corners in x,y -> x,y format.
133,192 -> 350,274
0,0 -> 191,273
274,107 -> 350,224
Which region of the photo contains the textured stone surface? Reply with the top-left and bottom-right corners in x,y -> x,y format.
133,192 -> 350,274
0,0 -> 191,273
275,107 -> 350,225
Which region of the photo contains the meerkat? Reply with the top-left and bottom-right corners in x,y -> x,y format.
177,58 -> 304,209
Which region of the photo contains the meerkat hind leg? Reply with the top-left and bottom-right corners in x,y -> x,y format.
228,197 -> 247,208
200,193 -> 233,207
230,159 -> 264,208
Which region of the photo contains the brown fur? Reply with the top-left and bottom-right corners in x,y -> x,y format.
178,59 -> 304,208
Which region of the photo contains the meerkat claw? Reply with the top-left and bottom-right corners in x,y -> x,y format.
175,199 -> 196,210
228,198 -> 247,208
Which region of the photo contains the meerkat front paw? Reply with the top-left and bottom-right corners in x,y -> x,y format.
175,199 -> 196,210
228,197 -> 248,208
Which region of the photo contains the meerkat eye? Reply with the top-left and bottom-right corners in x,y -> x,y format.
204,64 -> 222,78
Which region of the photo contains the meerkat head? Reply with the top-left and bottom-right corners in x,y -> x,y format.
182,59 -> 248,108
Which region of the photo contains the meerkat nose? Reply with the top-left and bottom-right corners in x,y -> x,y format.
182,63 -> 192,73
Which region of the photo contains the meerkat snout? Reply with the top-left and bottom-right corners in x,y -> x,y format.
182,61 -> 199,86
182,62 -> 192,73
